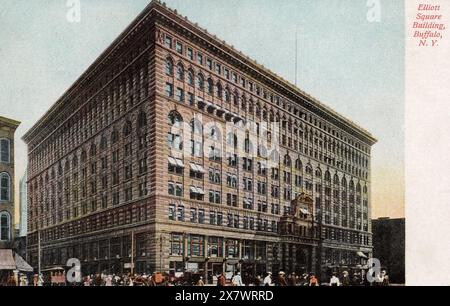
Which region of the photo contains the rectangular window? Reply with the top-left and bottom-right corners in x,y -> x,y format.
190,208 -> 197,223
166,83 -> 174,97
0,139 -> 10,163
210,211 -> 216,225
197,53 -> 203,65
198,209 -> 205,224
188,235 -> 204,257
176,41 -> 183,54
176,87 -> 185,102
187,48 -> 194,60
169,204 -> 176,220
170,233 -> 183,255
165,35 -> 173,48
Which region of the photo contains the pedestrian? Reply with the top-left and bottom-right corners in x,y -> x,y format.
263,272 -> 272,286
277,272 -> 288,286
329,273 -> 340,286
309,274 -> 319,286
288,273 -> 297,286
232,272 -> 244,286
196,276 -> 205,286
380,270 -> 390,286
341,271 -> 351,286
218,273 -> 226,287
254,275 -> 262,286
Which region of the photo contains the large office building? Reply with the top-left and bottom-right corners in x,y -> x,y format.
23,1 -> 376,282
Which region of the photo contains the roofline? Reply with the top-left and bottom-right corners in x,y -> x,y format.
23,0 -> 377,145
0,116 -> 21,129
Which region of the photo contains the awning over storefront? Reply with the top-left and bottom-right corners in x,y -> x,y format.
0,249 -> 16,271
14,253 -> 33,272
0,250 -> 32,272
357,251 -> 368,259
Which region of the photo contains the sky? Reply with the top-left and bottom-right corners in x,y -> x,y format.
0,0 -> 405,224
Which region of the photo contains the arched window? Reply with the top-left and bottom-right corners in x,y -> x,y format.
123,120 -> 132,136
165,57 -> 174,75
176,63 -> 184,80
342,177 -> 347,189
210,126 -> 221,142
325,171 -> 331,182
168,111 -> 183,151
64,160 -> 70,172
334,174 -> 339,185
224,89 -> 230,103
270,149 -> 280,164
349,180 -> 355,192
295,159 -> 302,170
0,138 -> 10,163
100,136 -> 108,150
0,211 -> 11,241
111,130 -> 119,144
187,69 -> 194,86
283,154 -> 291,167
168,111 -> 183,127
90,143 -> 97,157
227,133 -> 238,149
207,78 -> 214,95
315,168 -> 322,178
305,165 -> 313,176
196,74 -> 204,90
137,111 -> 147,128
72,155 -> 78,168
0,172 -> 11,202
356,183 -> 362,193
216,83 -> 222,98
363,185 -> 368,194
191,119 -> 203,135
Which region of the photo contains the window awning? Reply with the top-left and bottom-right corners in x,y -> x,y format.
14,253 -> 33,272
169,157 -> 184,168
0,249 -> 16,271
196,188 -> 205,195
357,251 -> 368,259
190,186 -> 199,194
168,157 -> 178,166
196,165 -> 206,174
175,158 -> 184,168
190,163 -> 200,172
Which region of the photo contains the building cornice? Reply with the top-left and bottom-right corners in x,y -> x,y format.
0,116 -> 21,130
23,0 -> 377,146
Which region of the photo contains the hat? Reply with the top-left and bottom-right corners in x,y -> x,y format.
279,271 -> 285,275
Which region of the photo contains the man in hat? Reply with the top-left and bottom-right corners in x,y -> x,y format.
278,271 -> 288,286
263,272 -> 272,286
341,271 -> 351,286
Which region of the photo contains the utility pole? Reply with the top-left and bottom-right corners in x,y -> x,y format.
38,229 -> 41,276
130,230 -> 135,276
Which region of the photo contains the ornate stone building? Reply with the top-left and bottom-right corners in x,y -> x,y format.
23,1 -> 376,282
0,116 -> 20,249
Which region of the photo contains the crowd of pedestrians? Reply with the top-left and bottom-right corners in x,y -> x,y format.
3,269 -> 390,286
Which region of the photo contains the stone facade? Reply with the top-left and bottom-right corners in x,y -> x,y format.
0,116 -> 20,249
23,1 -> 376,282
